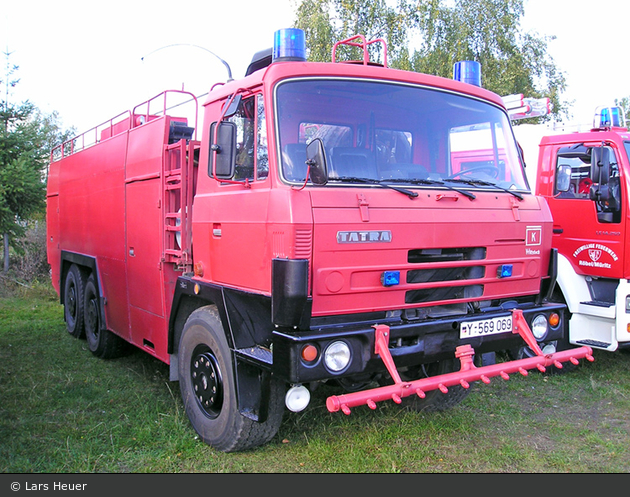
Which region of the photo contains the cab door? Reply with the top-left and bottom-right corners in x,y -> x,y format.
548,142 -> 626,281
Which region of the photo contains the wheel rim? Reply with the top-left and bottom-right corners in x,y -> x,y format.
191,346 -> 224,419
66,282 -> 77,326
86,297 -> 99,335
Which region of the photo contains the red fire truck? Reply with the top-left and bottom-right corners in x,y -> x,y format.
47,29 -> 593,452
516,106 -> 630,354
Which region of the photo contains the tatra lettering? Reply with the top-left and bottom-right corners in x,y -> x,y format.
337,230 -> 392,243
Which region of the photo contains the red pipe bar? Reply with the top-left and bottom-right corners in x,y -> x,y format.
326,310 -> 594,414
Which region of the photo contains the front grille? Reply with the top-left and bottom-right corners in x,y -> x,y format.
407,266 -> 485,284
408,247 -> 486,263
405,284 -> 484,304
405,247 -> 487,305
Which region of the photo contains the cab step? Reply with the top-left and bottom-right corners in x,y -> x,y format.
580,300 -> 614,308
575,339 -> 611,349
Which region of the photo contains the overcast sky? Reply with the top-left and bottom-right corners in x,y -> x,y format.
1,0 -> 628,133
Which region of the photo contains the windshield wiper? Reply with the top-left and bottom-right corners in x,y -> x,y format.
329,176 -> 419,199
444,178 -> 523,200
384,177 -> 477,200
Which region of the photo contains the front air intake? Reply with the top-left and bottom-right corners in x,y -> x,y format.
405,247 -> 487,304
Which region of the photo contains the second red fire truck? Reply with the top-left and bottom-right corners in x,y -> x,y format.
516,106 -> 630,354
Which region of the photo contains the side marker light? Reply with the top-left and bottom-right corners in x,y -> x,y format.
381,271 -> 400,287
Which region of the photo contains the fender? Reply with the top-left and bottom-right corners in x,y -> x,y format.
168,276 -> 277,423
555,252 -> 597,313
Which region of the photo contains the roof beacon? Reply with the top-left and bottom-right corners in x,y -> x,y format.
453,60 -> 481,87
593,106 -> 626,129
273,28 -> 306,63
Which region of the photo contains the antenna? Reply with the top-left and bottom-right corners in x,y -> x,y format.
141,43 -> 233,82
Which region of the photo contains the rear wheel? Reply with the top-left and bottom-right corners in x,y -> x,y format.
84,274 -> 128,359
63,264 -> 86,338
178,306 -> 285,452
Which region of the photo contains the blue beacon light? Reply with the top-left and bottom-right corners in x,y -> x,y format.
273,28 -> 307,62
453,60 -> 481,87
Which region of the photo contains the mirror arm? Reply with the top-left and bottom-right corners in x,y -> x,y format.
292,162 -> 312,192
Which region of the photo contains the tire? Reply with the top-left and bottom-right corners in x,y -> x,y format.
511,336 -> 580,375
178,306 -> 285,452
84,274 -> 128,359
63,264 -> 87,338
508,292 -> 579,374
387,359 -> 471,412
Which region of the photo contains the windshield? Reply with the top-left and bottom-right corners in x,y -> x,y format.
276,78 -> 528,192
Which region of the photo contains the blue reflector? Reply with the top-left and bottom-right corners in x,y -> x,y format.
381,271 -> 400,287
497,265 -> 513,278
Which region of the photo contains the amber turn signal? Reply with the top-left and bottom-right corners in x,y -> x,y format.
301,344 -> 318,362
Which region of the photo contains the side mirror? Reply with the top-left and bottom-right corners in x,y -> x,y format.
306,138 -> 328,185
555,164 -> 572,192
591,146 -> 610,185
222,94 -> 242,119
209,121 -> 236,179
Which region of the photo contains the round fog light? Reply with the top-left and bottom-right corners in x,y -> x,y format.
531,314 -> 548,340
285,384 -> 310,412
324,341 -> 351,372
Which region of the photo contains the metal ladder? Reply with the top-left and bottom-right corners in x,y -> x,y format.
162,138 -> 200,273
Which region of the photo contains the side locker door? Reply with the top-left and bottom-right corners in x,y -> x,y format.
125,117 -> 169,360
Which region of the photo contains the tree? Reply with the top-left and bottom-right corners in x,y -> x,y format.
294,0 -> 415,64
411,0 -> 568,121
614,97 -> 630,125
1,53 -> 73,274
294,0 -> 568,120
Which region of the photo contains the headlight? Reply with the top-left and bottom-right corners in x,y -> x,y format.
531,314 -> 548,340
324,341 -> 351,372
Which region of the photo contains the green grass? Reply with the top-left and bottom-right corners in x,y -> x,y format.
2,283 -> 630,473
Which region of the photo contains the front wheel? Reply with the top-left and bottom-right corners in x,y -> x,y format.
510,337 -> 580,375
178,306 -> 285,452
383,359 -> 471,412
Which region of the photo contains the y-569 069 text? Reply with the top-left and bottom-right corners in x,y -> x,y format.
460,315 -> 512,339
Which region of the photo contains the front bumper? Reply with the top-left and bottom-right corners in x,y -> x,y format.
272,303 -> 569,384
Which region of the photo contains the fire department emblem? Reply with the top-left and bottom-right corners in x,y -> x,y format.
573,243 -> 618,269
588,249 -> 602,262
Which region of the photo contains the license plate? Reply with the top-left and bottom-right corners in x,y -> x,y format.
460,315 -> 512,339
